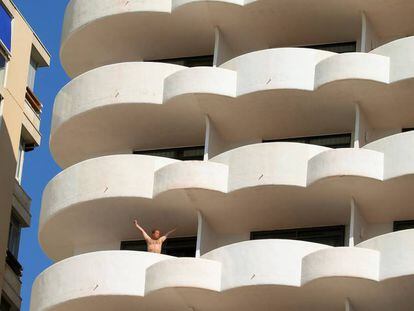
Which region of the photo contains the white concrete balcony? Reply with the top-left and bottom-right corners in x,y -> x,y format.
52,37 -> 414,168
40,131 -> 414,261
61,0 -> 414,77
31,230 -> 414,311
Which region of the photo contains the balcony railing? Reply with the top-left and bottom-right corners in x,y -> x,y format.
25,86 -> 42,116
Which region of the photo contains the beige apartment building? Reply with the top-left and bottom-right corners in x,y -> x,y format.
0,1 -> 50,310
32,1 -> 414,310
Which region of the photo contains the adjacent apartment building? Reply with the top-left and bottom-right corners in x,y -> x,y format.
32,1 -> 414,310
0,1 -> 50,310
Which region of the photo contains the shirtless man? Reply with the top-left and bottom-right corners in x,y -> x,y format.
134,220 -> 176,254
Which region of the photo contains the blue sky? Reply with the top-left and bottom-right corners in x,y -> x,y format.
12,1 -> 69,310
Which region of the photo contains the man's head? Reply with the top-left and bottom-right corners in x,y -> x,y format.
152,229 -> 161,240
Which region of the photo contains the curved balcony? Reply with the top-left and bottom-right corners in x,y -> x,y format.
30,251 -> 172,311
61,0 -> 414,77
31,231 -> 414,311
52,37 -> 414,168
40,155 -> 198,261
50,62 -> 198,169
41,133 -> 414,260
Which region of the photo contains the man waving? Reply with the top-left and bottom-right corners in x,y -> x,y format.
133,219 -> 177,254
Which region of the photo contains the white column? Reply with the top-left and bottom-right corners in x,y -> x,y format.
353,103 -> 371,148
213,26 -> 234,67
345,298 -> 355,311
196,211 -> 218,257
204,115 -> 228,160
349,198 -> 367,247
196,212 -> 203,257
360,12 -> 380,53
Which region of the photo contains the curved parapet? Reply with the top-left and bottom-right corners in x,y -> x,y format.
371,36 -> 414,82
31,251 -> 172,311
221,48 -> 334,95
145,258 -> 222,293
202,239 -> 329,289
301,247 -> 380,284
61,0 -> 414,77
314,53 -> 390,87
357,229 -> 414,280
153,161 -> 229,196
211,142 -> 328,190
163,67 -> 237,103
363,130 -> 414,180
52,39 -> 414,168
307,148 -> 384,185
31,233 -> 414,311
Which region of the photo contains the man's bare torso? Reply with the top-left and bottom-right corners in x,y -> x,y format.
146,236 -> 166,254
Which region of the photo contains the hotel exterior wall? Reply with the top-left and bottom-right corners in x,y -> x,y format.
31,0 -> 414,309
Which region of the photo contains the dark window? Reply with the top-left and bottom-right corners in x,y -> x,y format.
6,250 -> 22,277
0,4 -> 11,52
0,53 -> 5,86
393,220 -> 414,232
150,55 -> 214,67
264,133 -> 352,149
251,225 -> 346,247
402,128 -> 414,132
0,294 -> 11,311
7,214 -> 21,258
302,42 -> 357,53
121,236 -> 197,257
134,146 -> 205,161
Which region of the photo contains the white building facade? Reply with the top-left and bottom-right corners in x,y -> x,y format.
31,1 -> 414,310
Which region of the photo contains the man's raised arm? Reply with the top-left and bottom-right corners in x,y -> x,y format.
161,228 -> 177,241
134,220 -> 151,241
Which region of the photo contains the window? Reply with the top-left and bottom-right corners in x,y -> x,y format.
251,225 -> 346,247
134,146 -> 205,161
121,236 -> 197,257
15,139 -> 25,183
8,213 -> 21,259
151,55 -> 214,67
264,133 -> 352,149
0,4 -> 11,88
393,220 -> 414,232
0,3 -> 12,52
0,294 -> 11,311
27,57 -> 38,90
0,53 -> 6,87
302,42 -> 357,53
6,213 -> 23,277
